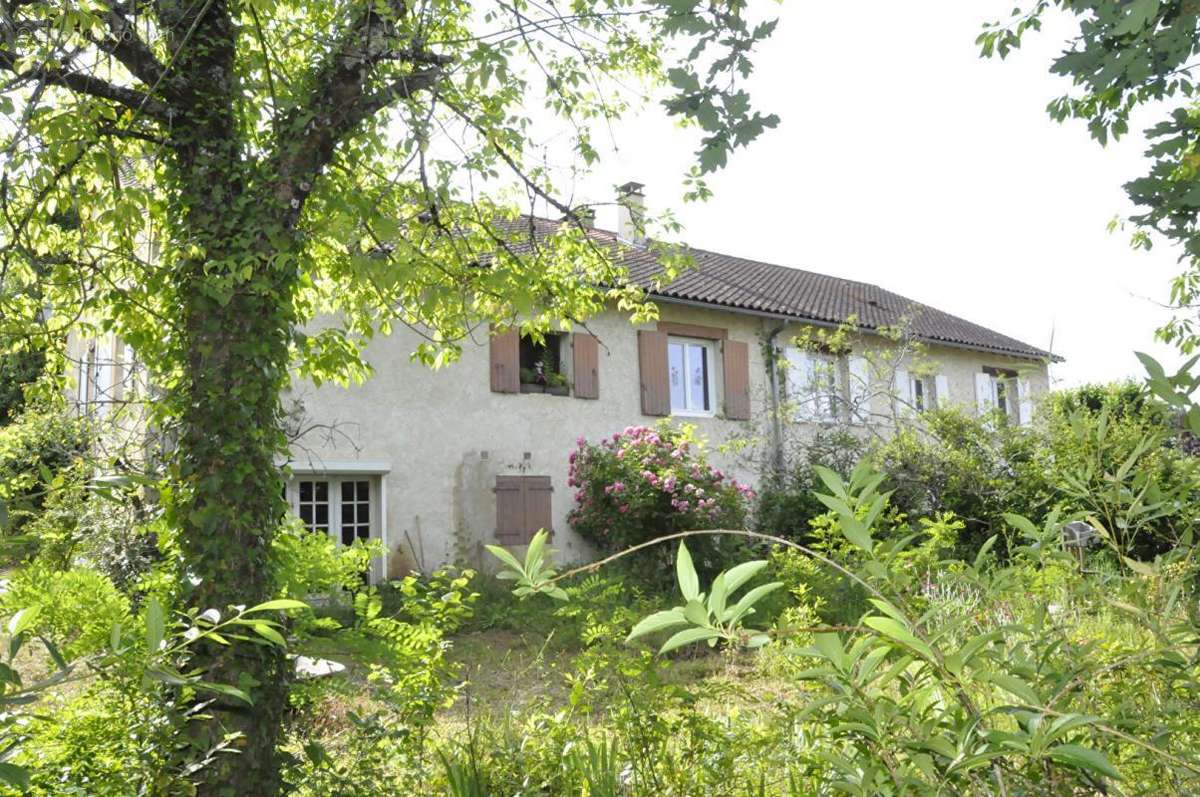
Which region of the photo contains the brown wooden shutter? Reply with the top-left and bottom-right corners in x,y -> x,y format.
494,475 -> 553,544
494,476 -> 525,543
525,476 -> 553,540
573,333 -> 599,399
489,328 -> 520,393
638,330 -> 670,416
723,339 -> 751,420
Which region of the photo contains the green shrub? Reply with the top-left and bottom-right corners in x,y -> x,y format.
0,562 -> 130,659
754,427 -> 867,543
271,517 -> 381,601
0,403 -> 86,546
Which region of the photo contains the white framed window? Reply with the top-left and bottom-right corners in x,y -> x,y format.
976,368 -> 1028,424
290,477 -> 374,545
786,347 -> 844,422
910,375 -> 933,411
668,336 -> 716,416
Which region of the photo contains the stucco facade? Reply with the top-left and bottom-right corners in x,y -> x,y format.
282,300 -> 1051,577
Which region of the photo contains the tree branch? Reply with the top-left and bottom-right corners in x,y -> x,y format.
272,2 -> 447,224
92,5 -> 168,89
0,51 -> 171,120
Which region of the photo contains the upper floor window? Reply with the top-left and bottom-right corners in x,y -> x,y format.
977,367 -> 1024,424
911,374 -> 933,411
786,347 -> 844,422
668,337 -> 715,415
519,332 -> 568,394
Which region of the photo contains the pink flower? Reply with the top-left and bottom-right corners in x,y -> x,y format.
568,451 -> 577,464
618,505 -> 629,514
577,436 -> 586,447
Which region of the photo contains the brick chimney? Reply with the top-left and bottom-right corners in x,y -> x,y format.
616,181 -> 646,243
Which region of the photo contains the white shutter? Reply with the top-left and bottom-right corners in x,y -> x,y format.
785,347 -> 814,421
1018,378 -> 1033,426
934,374 -> 949,409
893,368 -> 911,417
848,355 -> 869,423
95,339 -> 113,415
975,373 -> 994,415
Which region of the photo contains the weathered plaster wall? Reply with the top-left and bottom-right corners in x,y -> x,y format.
286,303 -> 1051,573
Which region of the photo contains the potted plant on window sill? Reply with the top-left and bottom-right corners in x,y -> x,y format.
519,362 -> 570,396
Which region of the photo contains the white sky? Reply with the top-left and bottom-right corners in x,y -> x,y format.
546,2 -> 1188,388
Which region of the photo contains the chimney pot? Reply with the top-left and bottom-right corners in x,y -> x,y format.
616,181 -> 647,243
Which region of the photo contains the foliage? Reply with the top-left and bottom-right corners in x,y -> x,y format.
754,426 -> 867,543
283,568 -> 479,793
0,403 -> 86,544
0,348 -> 44,426
625,541 -> 780,654
271,518 -> 382,602
0,563 -> 130,660
568,422 -> 753,570
871,406 -> 1048,560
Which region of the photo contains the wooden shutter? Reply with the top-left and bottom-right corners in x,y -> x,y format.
934,374 -> 949,408
638,330 -> 670,416
974,372 -> 994,415
848,355 -> 869,423
573,333 -> 599,399
490,328 -> 520,394
722,339 -> 751,420
1018,378 -> 1033,426
494,476 -> 525,543
525,476 -> 553,539
494,475 -> 553,545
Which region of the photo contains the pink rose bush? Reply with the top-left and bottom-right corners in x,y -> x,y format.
567,422 -> 752,558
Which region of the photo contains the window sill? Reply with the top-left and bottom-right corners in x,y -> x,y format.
671,409 -> 716,419
519,383 -> 570,396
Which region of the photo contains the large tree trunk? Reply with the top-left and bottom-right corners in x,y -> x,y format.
162,5 -> 300,791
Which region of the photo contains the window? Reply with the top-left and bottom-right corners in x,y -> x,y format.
340,480 -> 371,546
910,375 -> 936,411
809,354 -> 842,419
668,337 -> 715,415
979,367 -> 1020,423
518,333 -> 567,391
292,478 -> 372,544
495,475 -> 553,544
297,479 -> 330,533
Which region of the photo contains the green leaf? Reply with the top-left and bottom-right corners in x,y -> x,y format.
676,542 -> 700,602
0,762 -> 29,789
987,672 -> 1041,706
485,544 -> 525,576
6,607 -> 39,638
524,529 -> 547,574
245,598 -> 308,614
1049,744 -> 1121,780
626,609 -> 687,642
707,573 -> 728,621
145,597 -> 164,655
724,581 -> 783,625
659,626 -> 720,654
721,560 -> 767,595
252,623 -> 287,647
863,616 -> 935,661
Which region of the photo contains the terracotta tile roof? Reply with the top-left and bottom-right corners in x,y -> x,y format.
511,217 -> 1056,361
